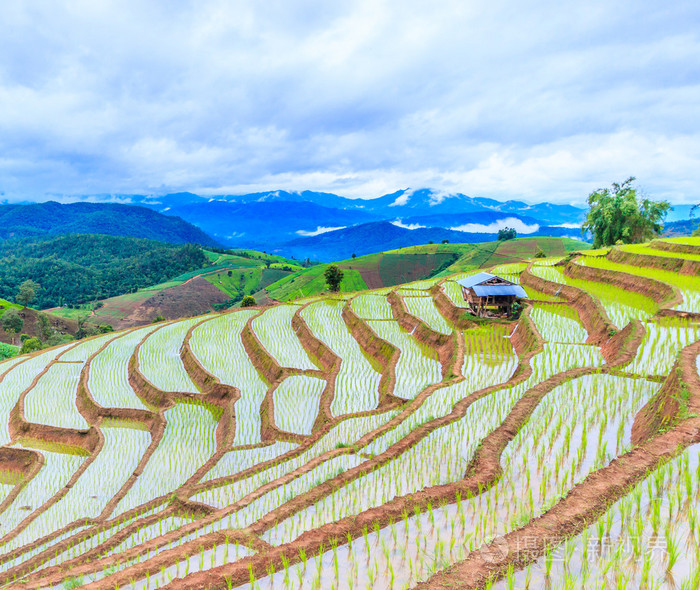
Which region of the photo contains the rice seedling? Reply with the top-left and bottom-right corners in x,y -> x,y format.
189,311 -> 268,445
401,294 -> 453,335
252,304 -> 318,370
89,325 -> 159,410
138,318 -> 202,393
366,319 -> 442,399
530,265 -> 657,328
272,375 -> 326,435
301,299 -> 382,415
2,256 -> 699,590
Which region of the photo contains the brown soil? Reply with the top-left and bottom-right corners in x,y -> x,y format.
0,447 -> 39,479
140,354 -> 612,590
0,307 -> 77,345
609,246 -> 700,275
521,265 -> 613,345
600,319 -> 645,368
342,303 -> 401,404
429,282 -> 474,329
240,310 -> 287,384
564,259 -> 679,308
125,276 -> 231,327
650,239 -> 700,256
291,306 -> 341,426
3,286 -> 664,590
55,310 -> 540,590
387,290 -> 459,379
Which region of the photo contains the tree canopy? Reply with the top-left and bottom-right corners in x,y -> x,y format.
0,234 -> 209,309
16,280 -> 39,308
324,264 -> 344,292
498,227 -> 517,241
582,177 -> 670,248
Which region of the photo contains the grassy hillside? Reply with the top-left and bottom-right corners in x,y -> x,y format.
267,237 -> 589,301
439,236 -> 587,274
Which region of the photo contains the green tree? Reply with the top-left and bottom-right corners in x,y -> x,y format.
582,177 -> 671,248
2,309 -> 23,345
20,336 -> 43,355
16,280 -> 39,308
534,248 -> 547,259
498,227 -> 517,241
241,295 -> 256,307
324,265 -> 344,292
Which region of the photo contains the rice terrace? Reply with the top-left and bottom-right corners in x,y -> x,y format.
2,237 -> 700,590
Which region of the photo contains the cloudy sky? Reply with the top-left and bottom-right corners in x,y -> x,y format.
0,1 -> 698,205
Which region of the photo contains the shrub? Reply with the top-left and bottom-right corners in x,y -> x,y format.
20,337 -> 43,355
0,342 -> 18,360
241,296 -> 257,308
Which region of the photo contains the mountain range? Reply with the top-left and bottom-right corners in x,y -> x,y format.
0,187 -> 693,261
120,188 -> 588,259
0,201 -> 218,246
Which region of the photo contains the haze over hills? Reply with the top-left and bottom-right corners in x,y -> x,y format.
36,188 -> 590,255
278,221 -> 583,261
2,189 -> 695,262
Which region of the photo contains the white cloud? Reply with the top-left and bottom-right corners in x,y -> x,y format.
552,222 -> 582,229
0,1 -> 697,205
296,225 -> 346,237
450,218 -> 540,234
391,220 -> 425,230
428,190 -> 452,205
389,189 -> 414,207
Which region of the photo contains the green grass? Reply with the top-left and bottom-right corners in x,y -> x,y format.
620,243 -> 700,262
45,305 -> 94,321
439,237 -> 589,276
0,298 -> 23,317
578,255 -> 700,294
659,237 -> 700,246
205,267 -> 294,298
267,238 -> 591,301
267,265 -> 367,301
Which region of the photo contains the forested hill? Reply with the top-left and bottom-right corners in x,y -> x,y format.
0,235 -> 210,308
0,201 -> 219,246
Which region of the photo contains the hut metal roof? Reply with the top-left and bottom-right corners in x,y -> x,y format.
456,272 -> 528,298
472,284 -> 528,298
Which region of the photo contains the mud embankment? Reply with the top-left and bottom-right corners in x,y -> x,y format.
608,246 -> 700,275
649,239 -> 700,256
429,283 -> 474,329
521,265 -> 613,345
342,303 -> 402,405
240,312 -> 286,384
292,307 -> 342,426
387,290 -> 460,379
565,260 -> 680,308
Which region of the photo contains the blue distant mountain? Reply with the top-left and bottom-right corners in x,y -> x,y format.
121,188 -> 586,250
12,188 -> 589,257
